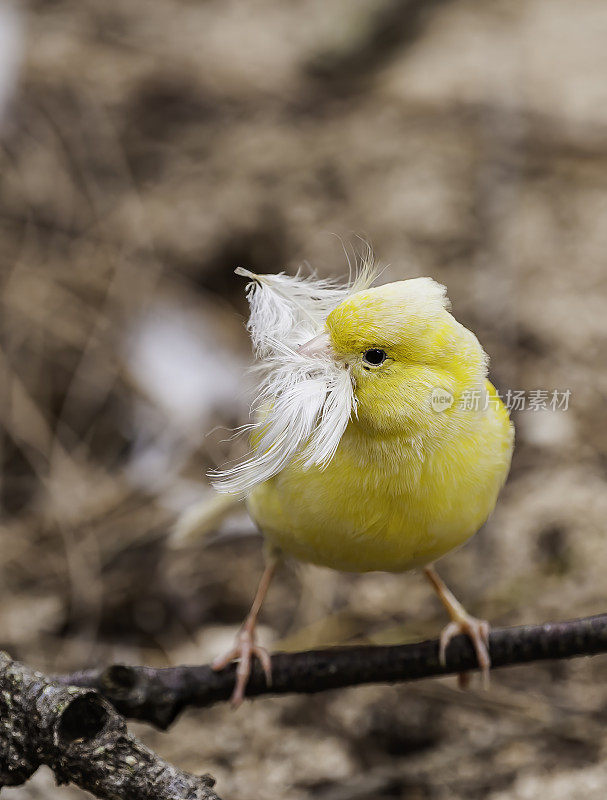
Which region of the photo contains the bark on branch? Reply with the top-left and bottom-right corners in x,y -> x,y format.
0,652 -> 220,799
60,613 -> 607,729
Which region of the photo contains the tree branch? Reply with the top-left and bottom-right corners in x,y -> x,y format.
60,613 -> 607,729
0,652 -> 220,799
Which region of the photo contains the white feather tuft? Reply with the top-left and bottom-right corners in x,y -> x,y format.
211,262 -> 376,494
235,267 -> 358,356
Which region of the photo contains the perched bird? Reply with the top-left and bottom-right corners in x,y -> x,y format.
208,261 -> 514,705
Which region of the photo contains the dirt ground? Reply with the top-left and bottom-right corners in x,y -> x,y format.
1,1 -> 607,798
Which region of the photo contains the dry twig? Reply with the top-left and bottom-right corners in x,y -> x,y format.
0,652 -> 220,799
60,613 -> 607,729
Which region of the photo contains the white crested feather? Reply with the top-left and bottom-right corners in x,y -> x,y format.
210,262 -> 375,494
234,262 -> 374,356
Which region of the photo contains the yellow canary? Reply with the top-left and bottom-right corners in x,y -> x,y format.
209,264 -> 514,704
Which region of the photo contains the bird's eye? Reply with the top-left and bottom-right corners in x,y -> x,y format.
362,348 -> 388,366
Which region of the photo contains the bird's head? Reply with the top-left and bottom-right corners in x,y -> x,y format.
321,279 -> 487,436
211,267 -> 488,493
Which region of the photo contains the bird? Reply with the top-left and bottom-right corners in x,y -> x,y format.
207,260 -> 514,706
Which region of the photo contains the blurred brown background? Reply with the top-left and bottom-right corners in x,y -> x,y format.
1,1 -> 607,798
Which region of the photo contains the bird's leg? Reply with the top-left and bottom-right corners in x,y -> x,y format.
423,564 -> 490,688
212,555 -> 279,707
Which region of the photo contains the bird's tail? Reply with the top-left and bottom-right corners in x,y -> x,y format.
170,492 -> 243,547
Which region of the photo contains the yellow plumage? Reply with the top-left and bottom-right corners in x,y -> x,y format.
249,379 -> 511,573
249,280 -> 513,572
210,271 -> 514,703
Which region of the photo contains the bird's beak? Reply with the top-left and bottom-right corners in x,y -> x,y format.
298,331 -> 332,358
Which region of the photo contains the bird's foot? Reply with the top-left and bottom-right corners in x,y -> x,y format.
212,623 -> 272,708
439,614 -> 491,689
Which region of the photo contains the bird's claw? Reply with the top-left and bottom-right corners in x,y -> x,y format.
439,615 -> 491,689
212,625 -> 272,708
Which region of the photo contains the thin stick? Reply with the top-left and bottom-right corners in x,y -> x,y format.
59,613 -> 607,730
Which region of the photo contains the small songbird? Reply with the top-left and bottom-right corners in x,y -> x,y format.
209,260 -> 514,705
